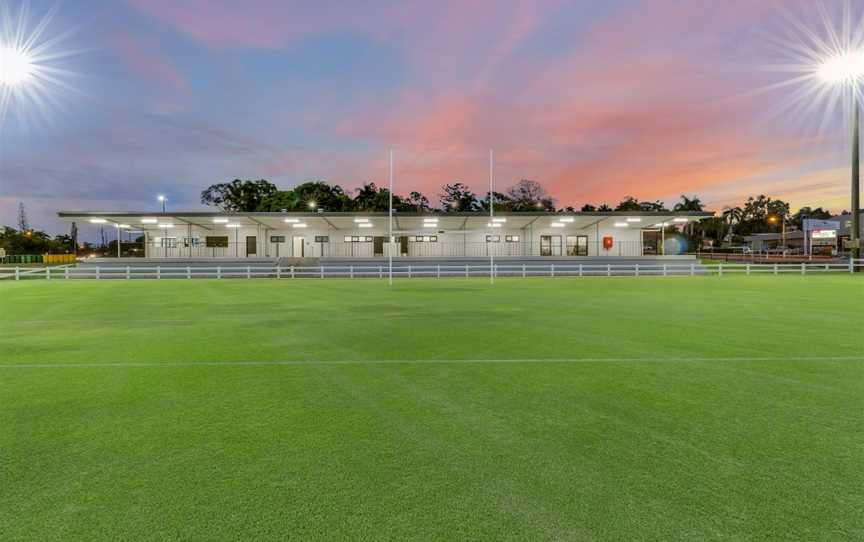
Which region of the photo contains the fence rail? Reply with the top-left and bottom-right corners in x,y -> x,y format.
2,260 -> 862,281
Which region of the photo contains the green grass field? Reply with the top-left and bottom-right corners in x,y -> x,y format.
1,276 -> 862,540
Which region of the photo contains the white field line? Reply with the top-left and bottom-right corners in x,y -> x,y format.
0,356 -> 862,368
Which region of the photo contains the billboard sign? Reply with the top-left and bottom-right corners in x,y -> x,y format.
803,219 -> 840,231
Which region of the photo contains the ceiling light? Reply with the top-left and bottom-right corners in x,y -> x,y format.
292,223 -> 307,228
354,218 -> 369,223
117,224 -> 131,228
551,223 -> 565,228
141,218 -> 158,224
626,217 -> 641,222
159,223 -> 175,228
487,223 -> 502,228
225,224 -> 241,228
358,223 -> 373,228
423,223 -> 438,228
89,218 -> 107,224
673,217 -> 689,223
213,218 -> 229,223
558,217 -> 574,223
492,217 -> 506,223
283,218 -> 300,223
614,222 -> 628,227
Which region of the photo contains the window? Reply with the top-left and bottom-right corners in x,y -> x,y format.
429,236 -> 438,243
314,236 -> 329,243
271,235 -> 286,243
505,235 -> 520,243
159,237 -> 178,248
410,235 -> 438,242
183,237 -> 201,248
345,236 -> 370,243
344,235 -> 352,243
365,236 -> 373,242
486,235 -> 501,243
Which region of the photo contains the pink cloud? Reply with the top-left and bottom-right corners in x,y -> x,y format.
109,31 -> 189,92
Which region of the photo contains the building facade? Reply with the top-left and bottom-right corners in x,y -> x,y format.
58,211 -> 713,259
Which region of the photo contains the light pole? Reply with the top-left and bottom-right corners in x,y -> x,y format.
158,195 -> 167,214
817,52 -> 862,260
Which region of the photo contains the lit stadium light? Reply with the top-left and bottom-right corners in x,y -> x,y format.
0,2 -> 78,129
765,2 -> 863,257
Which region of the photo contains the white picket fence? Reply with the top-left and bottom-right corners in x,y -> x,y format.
1,260 -> 863,281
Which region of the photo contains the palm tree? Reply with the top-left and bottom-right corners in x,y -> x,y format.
674,195 -> 704,238
721,206 -> 743,242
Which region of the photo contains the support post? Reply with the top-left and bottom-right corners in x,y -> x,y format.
15,267 -> 19,280
187,266 -> 192,279
217,265 -> 222,279
96,266 -> 101,280
126,266 -> 130,280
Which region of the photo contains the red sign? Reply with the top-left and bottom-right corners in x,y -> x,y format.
603,236 -> 614,250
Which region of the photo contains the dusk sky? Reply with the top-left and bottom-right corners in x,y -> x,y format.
0,0 -> 859,234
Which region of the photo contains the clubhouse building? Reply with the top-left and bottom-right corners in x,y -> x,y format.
58,211 -> 713,260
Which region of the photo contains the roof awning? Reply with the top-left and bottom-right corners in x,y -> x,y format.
57,211 -> 714,232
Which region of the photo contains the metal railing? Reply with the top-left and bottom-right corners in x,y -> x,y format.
2,260 -> 862,281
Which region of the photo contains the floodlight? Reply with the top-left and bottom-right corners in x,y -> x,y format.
818,51 -> 864,84
0,46 -> 34,87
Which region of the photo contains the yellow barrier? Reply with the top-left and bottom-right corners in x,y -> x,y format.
43,254 -> 77,264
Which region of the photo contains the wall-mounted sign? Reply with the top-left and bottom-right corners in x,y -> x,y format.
270,235 -> 286,243
314,236 -> 329,243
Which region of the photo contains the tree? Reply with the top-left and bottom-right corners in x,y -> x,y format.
201,179 -> 278,212
673,195 -> 704,212
615,196 -> 642,212
640,200 -> 669,212
580,204 -> 597,212
733,195 -> 791,236
791,206 -> 832,230
439,183 -> 480,212
406,191 -> 431,212
479,191 -> 513,212
506,179 -> 555,211
597,203 -> 613,211
258,181 -> 353,212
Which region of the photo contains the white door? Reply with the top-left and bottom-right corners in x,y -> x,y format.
292,236 -> 304,257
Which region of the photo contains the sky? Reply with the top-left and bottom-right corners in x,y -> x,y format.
0,0 -> 860,235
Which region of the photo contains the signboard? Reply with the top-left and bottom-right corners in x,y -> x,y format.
314,236 -> 329,243
803,219 -> 840,231
205,236 -> 229,248
810,229 -> 836,239
270,235 -> 286,243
